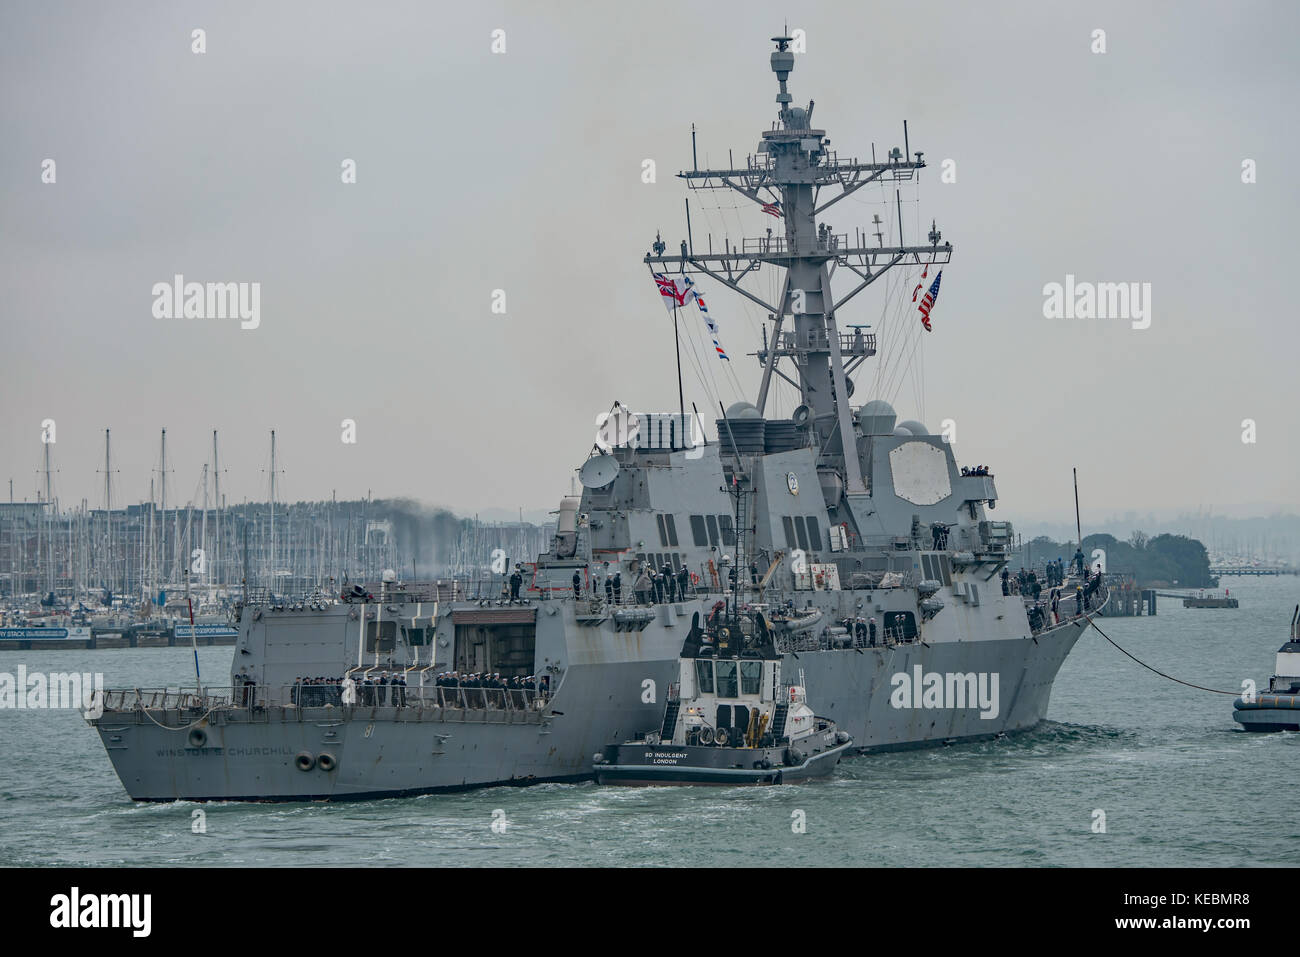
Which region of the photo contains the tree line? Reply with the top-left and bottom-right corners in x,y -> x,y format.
1012,531 -> 1215,588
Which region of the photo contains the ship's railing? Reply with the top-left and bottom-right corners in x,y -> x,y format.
99,688 -> 232,712
97,683 -> 552,714
407,685 -> 550,712
242,580 -> 533,608
772,622 -> 917,655
1026,578 -> 1109,636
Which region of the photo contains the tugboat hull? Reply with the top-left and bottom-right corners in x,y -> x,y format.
1233,695 -> 1300,732
595,733 -> 852,786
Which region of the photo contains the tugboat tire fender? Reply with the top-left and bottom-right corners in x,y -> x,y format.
715,726 -> 731,746
698,726 -> 715,745
785,747 -> 804,766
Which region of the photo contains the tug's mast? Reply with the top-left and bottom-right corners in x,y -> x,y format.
644,35 -> 953,496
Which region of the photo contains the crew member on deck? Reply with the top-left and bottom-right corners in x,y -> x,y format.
663,564 -> 678,602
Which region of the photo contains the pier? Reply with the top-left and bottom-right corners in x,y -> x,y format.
1103,576 -> 1157,616
0,627 -> 236,651
1210,564 -> 1296,577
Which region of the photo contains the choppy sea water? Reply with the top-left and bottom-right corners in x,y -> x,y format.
1,576 -> 1295,867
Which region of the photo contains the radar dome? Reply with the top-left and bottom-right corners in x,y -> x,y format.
893,426 -> 913,436
725,401 -> 762,420
897,419 -> 930,436
856,399 -> 897,435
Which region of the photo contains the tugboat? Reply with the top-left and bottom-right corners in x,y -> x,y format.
594,607 -> 852,785
1233,604 -> 1300,732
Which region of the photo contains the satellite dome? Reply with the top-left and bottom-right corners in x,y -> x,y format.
893,426 -> 913,436
897,419 -> 930,436
725,401 -> 761,420
856,399 -> 897,435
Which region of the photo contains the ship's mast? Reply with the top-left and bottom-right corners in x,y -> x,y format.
644,35 -> 952,500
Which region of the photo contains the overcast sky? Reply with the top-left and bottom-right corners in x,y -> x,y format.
2,0 -> 1296,525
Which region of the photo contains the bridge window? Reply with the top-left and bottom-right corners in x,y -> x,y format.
719,514 -> 736,546
690,515 -> 708,546
695,659 -> 714,694
806,517 -> 822,551
740,660 -> 762,695
794,516 -> 809,551
715,659 -> 738,698
706,515 -> 720,547
656,514 -> 669,547
664,514 -> 679,546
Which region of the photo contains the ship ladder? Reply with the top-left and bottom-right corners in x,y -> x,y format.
770,702 -> 789,739
659,700 -> 681,740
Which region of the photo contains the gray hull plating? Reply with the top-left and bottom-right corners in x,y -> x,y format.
787,616 -> 1090,750
92,606 -> 1090,800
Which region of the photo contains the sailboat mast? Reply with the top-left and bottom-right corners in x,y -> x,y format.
200,463 -> 209,589
43,439 -> 54,596
212,430 -> 221,591
269,429 -> 276,587
103,429 -> 113,597
159,428 -> 167,588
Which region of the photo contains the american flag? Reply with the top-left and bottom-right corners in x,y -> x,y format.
761,200 -> 783,218
918,270 -> 943,331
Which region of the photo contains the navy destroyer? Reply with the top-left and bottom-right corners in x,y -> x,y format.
87,36 -> 1105,800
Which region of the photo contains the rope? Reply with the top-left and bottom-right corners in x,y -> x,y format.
1087,615 -> 1240,696
136,698 -> 223,731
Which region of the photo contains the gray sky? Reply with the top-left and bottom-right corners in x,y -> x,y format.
2,0 -> 1297,525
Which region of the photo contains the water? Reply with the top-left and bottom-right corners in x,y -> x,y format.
2,577 -> 1294,867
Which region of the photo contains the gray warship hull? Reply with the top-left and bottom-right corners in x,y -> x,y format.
90,593 -> 1097,801
788,614 -> 1091,750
